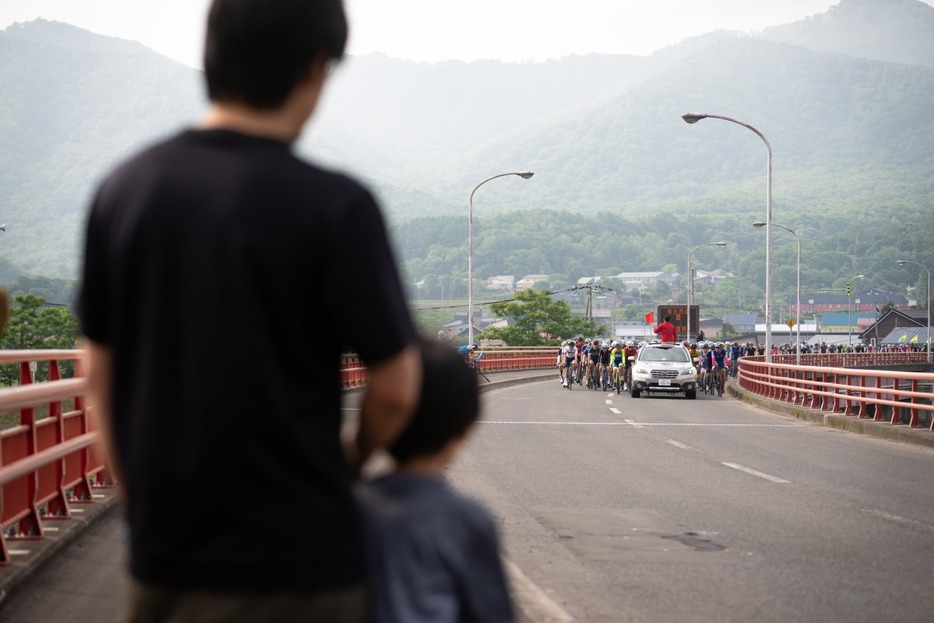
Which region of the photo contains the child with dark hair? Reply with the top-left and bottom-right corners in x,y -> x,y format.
357,339 -> 515,623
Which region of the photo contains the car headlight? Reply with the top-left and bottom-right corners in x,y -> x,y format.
634,366 -> 649,376
682,367 -> 696,375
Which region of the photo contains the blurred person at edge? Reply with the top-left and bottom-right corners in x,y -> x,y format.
75,1 -> 420,621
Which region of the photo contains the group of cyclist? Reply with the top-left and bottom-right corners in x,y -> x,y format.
557,333 -> 762,396
557,335 -> 638,392
686,340 -> 749,396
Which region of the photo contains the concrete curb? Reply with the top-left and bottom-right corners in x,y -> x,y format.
727,382 -> 934,450
0,486 -> 121,607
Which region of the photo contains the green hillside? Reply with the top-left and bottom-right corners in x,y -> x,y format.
0,0 -> 932,287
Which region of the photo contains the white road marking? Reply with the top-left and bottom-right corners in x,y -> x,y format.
863,509 -> 934,533
483,421 -> 803,427
625,422 -> 803,427
722,462 -> 790,483
485,421 -> 636,426
605,399 -> 613,405
8,550 -> 31,556
666,439 -> 690,449
502,557 -> 574,623
609,408 -> 622,415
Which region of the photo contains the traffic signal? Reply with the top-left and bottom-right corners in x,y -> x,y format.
846,282 -> 851,296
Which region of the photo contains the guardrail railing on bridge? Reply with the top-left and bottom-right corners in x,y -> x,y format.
0,350 -> 106,565
738,355 -> 934,431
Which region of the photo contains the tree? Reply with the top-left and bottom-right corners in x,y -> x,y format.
0,293 -> 79,385
482,289 -> 604,346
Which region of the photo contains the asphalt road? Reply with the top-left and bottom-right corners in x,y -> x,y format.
449,378 -> 934,622
2,375 -> 933,622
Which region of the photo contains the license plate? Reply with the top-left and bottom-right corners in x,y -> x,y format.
659,379 -> 671,386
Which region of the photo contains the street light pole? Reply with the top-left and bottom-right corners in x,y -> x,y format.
687,241 -> 727,345
754,222 -> 800,364
847,274 -> 864,348
897,260 -> 932,364
468,171 -> 534,345
682,113 -> 773,361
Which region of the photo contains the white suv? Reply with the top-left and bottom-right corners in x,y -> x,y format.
629,342 -> 698,400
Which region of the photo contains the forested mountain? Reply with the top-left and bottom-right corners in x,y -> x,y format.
0,0 -> 932,289
0,20 -> 203,278
761,0 -> 934,67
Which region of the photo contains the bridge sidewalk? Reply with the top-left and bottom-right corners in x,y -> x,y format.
0,485 -> 121,606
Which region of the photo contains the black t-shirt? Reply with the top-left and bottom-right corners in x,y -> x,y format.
76,129 -> 416,591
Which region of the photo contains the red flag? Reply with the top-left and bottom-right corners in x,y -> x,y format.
645,311 -> 654,325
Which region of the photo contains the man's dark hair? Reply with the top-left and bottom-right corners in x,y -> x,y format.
664,315 -> 671,322
204,0 -> 348,109
388,338 -> 480,463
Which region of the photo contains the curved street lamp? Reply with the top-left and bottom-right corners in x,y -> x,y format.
683,113 -> 773,361
687,241 -> 727,345
847,274 -> 865,348
468,171 -> 534,345
754,222 -> 800,364
896,260 -> 931,363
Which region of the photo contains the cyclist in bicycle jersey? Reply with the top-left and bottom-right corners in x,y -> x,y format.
561,339 -> 577,388
586,339 -> 601,388
698,342 -> 711,391
579,339 -> 591,387
609,341 -> 626,389
730,342 -> 743,377
623,340 -> 637,391
599,341 -> 612,389
709,342 -> 728,396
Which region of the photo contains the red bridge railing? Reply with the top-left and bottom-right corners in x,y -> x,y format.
0,350 -> 108,565
339,346 -> 556,389
738,355 -> 934,430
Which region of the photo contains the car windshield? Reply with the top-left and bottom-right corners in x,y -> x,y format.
640,347 -> 690,363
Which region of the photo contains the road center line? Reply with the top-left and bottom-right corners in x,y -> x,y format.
609,407 -> 622,415
722,462 -> 790,483
666,439 -> 690,449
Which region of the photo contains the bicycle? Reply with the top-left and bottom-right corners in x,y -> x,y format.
467,353 -> 490,383
587,362 -> 600,390
710,365 -> 726,397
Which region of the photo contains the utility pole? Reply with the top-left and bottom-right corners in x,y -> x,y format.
572,283 -> 612,323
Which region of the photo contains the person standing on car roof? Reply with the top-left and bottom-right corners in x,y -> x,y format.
653,315 -> 677,343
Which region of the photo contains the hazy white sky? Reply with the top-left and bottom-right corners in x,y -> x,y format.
1,0 -> 930,68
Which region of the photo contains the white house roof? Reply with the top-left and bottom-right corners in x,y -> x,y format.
615,272 -> 669,279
